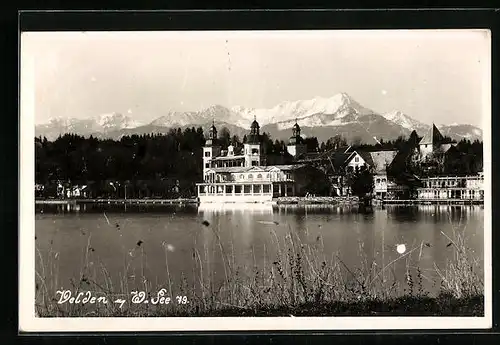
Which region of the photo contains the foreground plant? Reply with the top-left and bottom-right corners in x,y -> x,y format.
35,213 -> 484,317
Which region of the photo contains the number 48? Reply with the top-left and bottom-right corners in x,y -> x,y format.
176,296 -> 188,304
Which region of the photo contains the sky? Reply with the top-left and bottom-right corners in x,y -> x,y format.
23,30 -> 490,128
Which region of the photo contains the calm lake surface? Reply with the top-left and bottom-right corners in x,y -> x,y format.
35,203 -> 484,297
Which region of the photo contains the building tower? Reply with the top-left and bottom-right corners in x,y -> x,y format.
203,121 -> 221,178
244,117 -> 265,167
418,123 -> 444,159
286,120 -> 307,158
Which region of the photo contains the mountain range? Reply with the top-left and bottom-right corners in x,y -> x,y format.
35,93 -> 483,144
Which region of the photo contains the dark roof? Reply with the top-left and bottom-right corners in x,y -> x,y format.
288,135 -> 304,145
419,124 -> 444,145
246,134 -> 261,144
296,150 -> 348,163
355,151 -> 374,167
369,150 -> 398,173
330,152 -> 352,168
209,164 -> 307,174
212,155 -> 245,161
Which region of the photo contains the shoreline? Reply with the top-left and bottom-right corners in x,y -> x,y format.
35,197 -> 484,206
35,198 -> 199,205
275,196 -> 359,205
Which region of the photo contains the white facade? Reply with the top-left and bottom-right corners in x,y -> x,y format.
203,145 -> 221,176
197,120 -> 305,203
419,143 -> 434,159
243,142 -> 265,167
416,175 -> 484,200
198,183 -> 274,203
203,166 -> 293,184
286,121 -> 307,158
374,174 -> 388,199
197,165 -> 299,203
287,143 -> 307,158
345,152 -> 367,171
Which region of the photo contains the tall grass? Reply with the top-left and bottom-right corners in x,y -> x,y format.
35,209 -> 484,317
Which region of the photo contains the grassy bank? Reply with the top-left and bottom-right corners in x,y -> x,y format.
35,212 -> 483,317
35,294 -> 484,317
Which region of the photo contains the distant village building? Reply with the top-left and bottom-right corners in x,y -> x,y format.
196,119 -> 325,203
366,150 -> 399,200
418,123 -> 455,159
295,147 -> 400,198
71,185 -> 89,198
342,149 -> 412,200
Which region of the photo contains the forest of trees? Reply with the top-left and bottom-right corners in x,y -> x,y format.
34,126 -> 484,199
34,126 -> 300,198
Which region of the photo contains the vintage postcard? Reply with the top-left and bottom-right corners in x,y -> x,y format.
19,29 -> 491,332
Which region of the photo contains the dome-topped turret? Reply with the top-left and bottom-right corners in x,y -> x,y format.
246,116 -> 261,144
209,120 -> 217,138
288,119 -> 303,145
206,120 -> 218,146
251,119 -> 260,130
292,121 -> 301,137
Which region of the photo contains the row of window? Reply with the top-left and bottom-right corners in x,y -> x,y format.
424,180 -> 463,188
418,190 -> 484,198
205,149 -> 260,157
375,178 -> 387,184
238,173 -> 292,180
205,161 -> 245,169
240,173 -> 268,179
418,189 -> 484,195
202,184 -> 272,194
422,182 -> 483,188
203,172 -> 293,182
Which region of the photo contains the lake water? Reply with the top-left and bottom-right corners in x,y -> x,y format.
35,203 -> 484,299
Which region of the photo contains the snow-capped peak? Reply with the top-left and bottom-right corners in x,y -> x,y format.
268,92 -> 370,123
227,92 -> 375,129
382,110 -> 427,131
150,105 -> 246,128
95,113 -> 143,130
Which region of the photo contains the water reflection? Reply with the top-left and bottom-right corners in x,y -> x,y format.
35,203 -> 484,297
197,202 -> 274,215
36,202 -> 198,215
386,205 -> 478,224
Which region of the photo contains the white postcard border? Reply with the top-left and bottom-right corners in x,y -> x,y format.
19,30 -> 492,332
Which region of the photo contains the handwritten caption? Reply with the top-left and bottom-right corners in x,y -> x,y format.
55,288 -> 189,308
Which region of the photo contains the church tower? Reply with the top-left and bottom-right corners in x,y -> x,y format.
203,121 -> 221,177
286,120 -> 307,158
244,117 -> 265,167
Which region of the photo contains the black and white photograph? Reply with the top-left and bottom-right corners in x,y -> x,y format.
19,29 -> 491,331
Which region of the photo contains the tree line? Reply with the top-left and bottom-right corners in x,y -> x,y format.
34,126 -> 483,199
